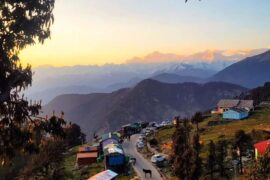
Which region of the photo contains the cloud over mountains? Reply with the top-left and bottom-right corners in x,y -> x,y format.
126,49 -> 267,64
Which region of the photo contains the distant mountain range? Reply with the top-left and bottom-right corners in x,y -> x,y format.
151,73 -> 205,84
39,49 -> 270,138
43,80 -> 246,137
26,63 -> 217,103
26,49 -> 267,103
211,50 -> 270,88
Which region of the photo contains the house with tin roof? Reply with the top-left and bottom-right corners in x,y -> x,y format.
222,108 -> 249,120
212,99 -> 254,114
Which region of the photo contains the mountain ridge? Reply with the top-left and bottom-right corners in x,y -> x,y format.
43,80 -> 246,138
211,50 -> 270,88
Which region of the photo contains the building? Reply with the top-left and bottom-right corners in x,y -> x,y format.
222,108 -> 249,120
254,139 -> 270,159
103,143 -> 125,172
212,99 -> 254,114
120,123 -> 141,137
79,146 -> 99,153
100,132 -> 121,153
76,152 -> 98,166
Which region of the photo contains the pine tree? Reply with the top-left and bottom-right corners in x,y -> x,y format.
207,140 -> 216,180
216,139 -> 228,177
192,112 -> 203,132
234,130 -> 252,174
191,132 -> 202,180
172,119 -> 194,180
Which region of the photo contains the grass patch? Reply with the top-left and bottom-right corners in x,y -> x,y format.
200,106 -> 270,144
154,126 -> 175,143
63,144 -> 105,180
151,106 -> 270,178
63,144 -> 137,180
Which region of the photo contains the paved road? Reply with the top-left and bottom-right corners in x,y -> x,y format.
123,134 -> 163,180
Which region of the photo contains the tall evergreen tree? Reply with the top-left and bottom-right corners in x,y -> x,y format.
191,112 -> 203,133
207,140 -> 216,180
64,123 -> 86,148
172,119 -> 194,180
216,139 -> 228,177
0,0 -> 55,165
191,132 -> 202,180
234,130 -> 252,174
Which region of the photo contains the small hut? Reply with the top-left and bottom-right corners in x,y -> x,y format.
76,152 -> 98,166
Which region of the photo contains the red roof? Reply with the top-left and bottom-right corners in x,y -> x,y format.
77,152 -> 98,159
254,139 -> 270,155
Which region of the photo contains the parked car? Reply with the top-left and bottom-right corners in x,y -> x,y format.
136,141 -> 144,149
151,154 -> 165,164
160,120 -> 171,127
149,122 -> 158,128
145,131 -> 153,136
145,127 -> 154,133
139,134 -> 146,139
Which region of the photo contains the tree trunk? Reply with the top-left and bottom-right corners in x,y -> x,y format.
239,152 -> 243,174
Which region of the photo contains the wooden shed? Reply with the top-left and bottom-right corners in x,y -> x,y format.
77,152 -> 98,166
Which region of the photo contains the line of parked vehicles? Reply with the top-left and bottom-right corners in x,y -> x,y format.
135,121 -> 171,167
136,120 -> 172,149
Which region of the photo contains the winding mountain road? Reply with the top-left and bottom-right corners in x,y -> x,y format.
122,134 -> 163,180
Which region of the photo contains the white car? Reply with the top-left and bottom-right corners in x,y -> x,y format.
136,141 -> 144,149
145,127 -> 154,133
136,138 -> 143,144
151,154 -> 165,164
149,122 -> 158,128
159,121 -> 166,127
138,135 -> 145,141
145,131 -> 152,136
160,120 -> 171,127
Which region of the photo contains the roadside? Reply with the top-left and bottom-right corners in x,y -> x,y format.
123,134 -> 163,180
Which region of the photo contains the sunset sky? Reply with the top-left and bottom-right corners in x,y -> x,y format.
20,0 -> 270,67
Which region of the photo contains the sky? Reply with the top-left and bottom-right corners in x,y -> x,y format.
20,0 -> 270,67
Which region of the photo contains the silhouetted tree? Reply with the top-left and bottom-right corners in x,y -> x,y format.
192,112 -> 203,133
20,139 -> 66,180
233,130 -> 252,174
172,119 -> 194,180
207,140 -> 216,180
239,82 -> 270,105
64,123 -> 86,148
46,116 -> 66,138
191,132 -> 202,180
216,139 -> 228,177
0,0 -> 55,165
